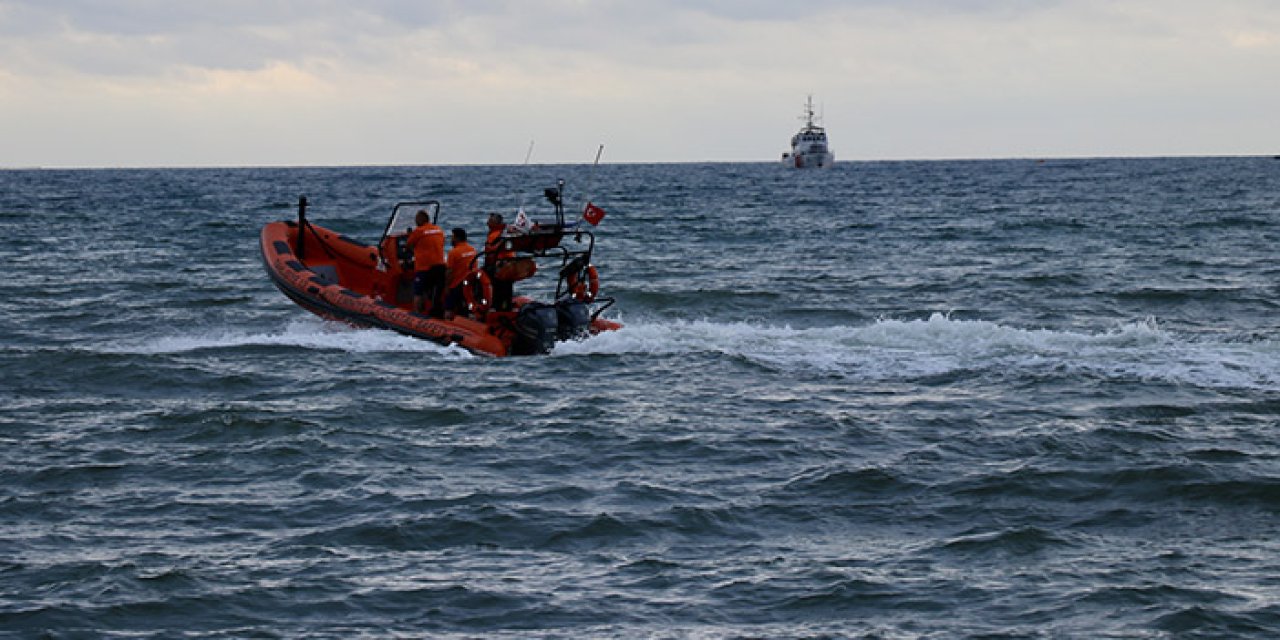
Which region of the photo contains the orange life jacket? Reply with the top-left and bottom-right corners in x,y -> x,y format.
446,241 -> 477,289
485,228 -> 515,266
408,223 -> 445,269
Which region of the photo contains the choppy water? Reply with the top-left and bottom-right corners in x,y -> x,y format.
2,158 -> 1279,638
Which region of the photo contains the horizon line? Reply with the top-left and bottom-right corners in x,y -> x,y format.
3,152 -> 1277,171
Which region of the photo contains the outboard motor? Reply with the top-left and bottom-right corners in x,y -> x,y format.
555,299 -> 592,341
512,302 -> 559,355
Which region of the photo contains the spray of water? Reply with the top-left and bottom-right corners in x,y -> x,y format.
554,313 -> 1280,391
106,313 -> 1279,391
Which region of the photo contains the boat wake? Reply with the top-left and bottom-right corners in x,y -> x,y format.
554,313 -> 1280,391
106,314 -> 1279,391
106,317 -> 474,358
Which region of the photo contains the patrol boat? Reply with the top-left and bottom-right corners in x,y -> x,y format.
259,180 -> 620,357
781,95 -> 835,169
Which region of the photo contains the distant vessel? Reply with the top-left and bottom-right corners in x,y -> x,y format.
781,95 -> 834,169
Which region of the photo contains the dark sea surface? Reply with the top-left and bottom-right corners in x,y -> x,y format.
2,158 -> 1279,638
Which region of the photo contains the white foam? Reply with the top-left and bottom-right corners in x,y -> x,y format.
103,313 -> 1280,390
105,317 -> 474,359
555,313 -> 1280,391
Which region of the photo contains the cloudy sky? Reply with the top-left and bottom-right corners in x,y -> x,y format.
1,0 -> 1277,167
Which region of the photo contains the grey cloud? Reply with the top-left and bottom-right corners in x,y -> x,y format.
0,0 -> 510,36
642,0 -> 1061,21
1,0 -> 297,36
0,0 -> 524,77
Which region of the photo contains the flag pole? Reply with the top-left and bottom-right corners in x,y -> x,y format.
517,139 -> 535,213
580,144 -> 604,224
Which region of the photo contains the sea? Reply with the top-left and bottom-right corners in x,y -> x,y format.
2,157 -> 1279,639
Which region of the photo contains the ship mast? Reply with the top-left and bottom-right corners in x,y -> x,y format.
800,95 -> 823,132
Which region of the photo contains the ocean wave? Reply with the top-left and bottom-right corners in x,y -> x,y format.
936,526 -> 1077,555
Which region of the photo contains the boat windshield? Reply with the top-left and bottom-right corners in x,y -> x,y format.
382,201 -> 441,240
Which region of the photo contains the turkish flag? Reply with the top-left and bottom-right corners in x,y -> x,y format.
583,202 -> 607,226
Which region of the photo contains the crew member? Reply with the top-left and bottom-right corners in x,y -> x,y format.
444,227 -> 476,318
406,209 -> 446,317
484,213 -> 516,311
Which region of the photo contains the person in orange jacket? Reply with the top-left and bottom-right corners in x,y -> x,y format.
484,213 -> 516,311
406,209 -> 446,317
443,228 -> 477,318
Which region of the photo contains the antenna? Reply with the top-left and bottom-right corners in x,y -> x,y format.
573,145 -> 606,241
582,144 -> 605,215
517,139 -> 535,212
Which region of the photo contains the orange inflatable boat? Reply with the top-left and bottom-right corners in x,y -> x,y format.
260,182 -> 620,356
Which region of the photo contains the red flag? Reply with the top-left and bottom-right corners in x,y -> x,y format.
583,201 -> 607,226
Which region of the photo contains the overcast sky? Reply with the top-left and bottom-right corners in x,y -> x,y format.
1,0 -> 1277,167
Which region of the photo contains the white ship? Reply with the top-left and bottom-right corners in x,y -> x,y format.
781,95 -> 834,169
